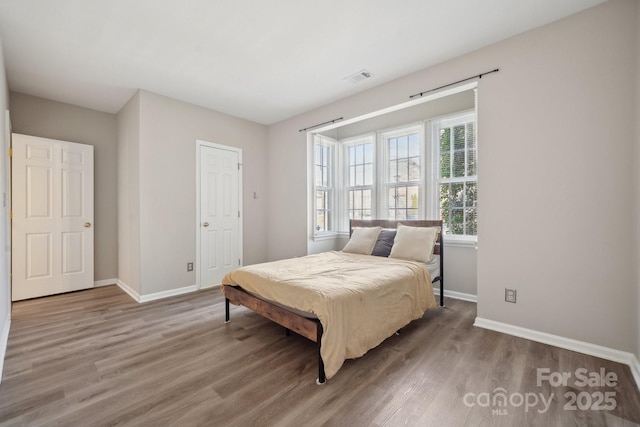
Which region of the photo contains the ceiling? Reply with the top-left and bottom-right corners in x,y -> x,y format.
0,0 -> 603,125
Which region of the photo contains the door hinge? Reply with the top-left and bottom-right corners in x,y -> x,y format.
9,211 -> 12,220
7,148 -> 12,157
238,211 -> 240,218
237,163 -> 241,170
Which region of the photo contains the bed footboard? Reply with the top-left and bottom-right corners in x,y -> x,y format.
224,285 -> 326,384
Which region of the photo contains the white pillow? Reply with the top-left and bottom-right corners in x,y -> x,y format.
389,224 -> 440,263
342,226 -> 382,255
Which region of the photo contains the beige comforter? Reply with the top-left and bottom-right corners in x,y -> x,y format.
221,251 -> 437,380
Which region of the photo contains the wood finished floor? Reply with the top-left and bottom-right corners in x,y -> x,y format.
0,285 -> 639,427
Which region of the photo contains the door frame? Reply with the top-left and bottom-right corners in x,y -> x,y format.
4,111 -> 11,302
195,140 -> 243,290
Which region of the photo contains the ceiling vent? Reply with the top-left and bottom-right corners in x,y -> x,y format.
344,69 -> 373,84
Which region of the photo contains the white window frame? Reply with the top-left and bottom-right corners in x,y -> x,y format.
378,123 -> 425,221
430,110 -> 477,244
312,134 -> 338,239
309,110 -> 477,244
341,134 -> 376,231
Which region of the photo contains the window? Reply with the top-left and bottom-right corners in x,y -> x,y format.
310,110 -> 477,242
313,135 -> 335,234
344,136 -> 374,223
382,126 -> 422,220
434,113 -> 477,238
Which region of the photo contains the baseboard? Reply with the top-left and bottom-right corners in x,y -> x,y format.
433,288 -> 477,303
474,317 -> 640,392
630,355 -> 640,392
138,285 -> 198,303
94,278 -> 117,287
116,280 -> 198,303
0,312 -> 10,385
116,279 -> 141,302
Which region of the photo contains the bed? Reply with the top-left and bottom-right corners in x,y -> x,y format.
221,219 -> 444,384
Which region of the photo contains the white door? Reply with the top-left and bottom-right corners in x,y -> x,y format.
12,134 -> 94,301
199,144 -> 241,288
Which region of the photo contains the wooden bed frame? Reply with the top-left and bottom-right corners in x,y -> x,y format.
223,219 -> 444,384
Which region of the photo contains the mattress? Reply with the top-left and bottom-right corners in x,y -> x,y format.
239,254 -> 440,320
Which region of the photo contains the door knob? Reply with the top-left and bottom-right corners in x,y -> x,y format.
84,222 -> 91,228
203,222 -> 209,227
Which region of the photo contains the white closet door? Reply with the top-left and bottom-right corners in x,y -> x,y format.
12,134 -> 94,301
199,144 -> 240,288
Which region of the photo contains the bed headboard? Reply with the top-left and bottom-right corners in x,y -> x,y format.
349,219 -> 443,256
349,219 -> 445,307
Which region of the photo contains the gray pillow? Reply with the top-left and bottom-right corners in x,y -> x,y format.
371,229 -> 396,257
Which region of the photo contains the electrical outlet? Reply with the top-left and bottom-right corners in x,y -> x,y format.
187,262 -> 193,272
505,288 -> 517,303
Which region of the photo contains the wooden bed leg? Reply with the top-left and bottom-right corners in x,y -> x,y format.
225,298 -> 230,323
316,322 -> 326,385
439,279 -> 444,307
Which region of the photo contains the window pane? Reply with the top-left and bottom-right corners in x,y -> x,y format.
388,187 -> 398,208
440,128 -> 450,151
389,139 -> 397,160
364,143 -> 373,163
396,210 -> 407,220
451,183 -> 464,207
441,151 -> 451,179
454,125 -> 465,150
354,190 -> 362,210
409,134 -> 420,157
363,189 -> 371,209
451,209 -> 464,234
409,157 -> 420,181
364,164 -> 373,186
349,166 -> 355,187
317,212 -> 325,231
355,165 -> 364,186
467,148 -> 477,176
467,123 -> 476,149
397,159 -> 409,182
465,208 -> 477,235
397,136 -> 408,158
396,186 -> 407,208
356,144 -> 364,165
465,182 -> 477,208
408,186 -> 419,219
389,160 -> 398,183
322,166 -> 329,187
453,150 -> 465,177
315,165 -> 322,187
316,191 -> 325,209
349,146 -> 355,166
440,183 -> 451,211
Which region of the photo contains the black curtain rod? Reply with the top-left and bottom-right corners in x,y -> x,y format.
299,117 -> 344,133
409,68 -> 499,99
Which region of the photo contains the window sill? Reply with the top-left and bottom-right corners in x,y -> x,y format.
313,231 -> 350,242
443,237 -> 477,249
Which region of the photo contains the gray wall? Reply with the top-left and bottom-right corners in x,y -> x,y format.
130,90 -> 268,296
9,92 -> 118,282
268,0 -> 638,355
